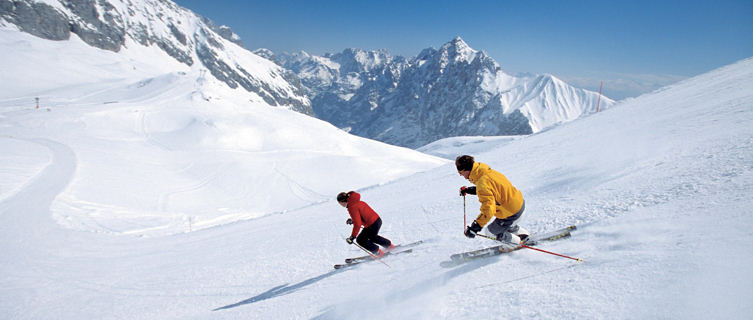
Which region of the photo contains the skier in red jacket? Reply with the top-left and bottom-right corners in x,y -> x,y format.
337,191 -> 395,257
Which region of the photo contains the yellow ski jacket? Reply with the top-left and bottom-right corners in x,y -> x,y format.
469,162 -> 525,226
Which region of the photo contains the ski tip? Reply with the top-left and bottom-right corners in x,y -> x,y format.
576,258 -> 583,263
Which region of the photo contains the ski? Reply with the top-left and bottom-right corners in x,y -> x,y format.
344,240 -> 424,264
534,225 -> 577,242
440,225 -> 577,268
334,248 -> 414,269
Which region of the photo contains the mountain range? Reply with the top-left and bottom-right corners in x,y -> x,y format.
2,0 -> 614,148
269,38 -> 615,148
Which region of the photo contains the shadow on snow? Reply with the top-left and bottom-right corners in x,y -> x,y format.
213,268 -> 345,311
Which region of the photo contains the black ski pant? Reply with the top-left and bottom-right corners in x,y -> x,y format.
356,217 -> 392,254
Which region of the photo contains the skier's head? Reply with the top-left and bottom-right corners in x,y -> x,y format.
455,155 -> 475,172
336,192 -> 349,204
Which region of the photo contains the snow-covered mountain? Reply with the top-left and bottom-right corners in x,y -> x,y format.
0,0 -> 312,114
274,37 -> 615,148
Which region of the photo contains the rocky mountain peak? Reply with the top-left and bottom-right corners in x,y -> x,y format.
0,0 -> 312,115
439,36 -> 478,64
276,38 -> 614,148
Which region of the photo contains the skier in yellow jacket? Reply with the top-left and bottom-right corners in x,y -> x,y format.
456,155 -> 531,244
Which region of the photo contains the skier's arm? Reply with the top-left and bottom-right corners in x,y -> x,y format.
459,186 -> 477,196
348,208 -> 362,238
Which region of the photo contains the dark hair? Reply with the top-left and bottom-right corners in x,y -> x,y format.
336,192 -> 350,203
455,155 -> 475,172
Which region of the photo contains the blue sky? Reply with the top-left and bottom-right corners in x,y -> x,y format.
174,0 -> 752,99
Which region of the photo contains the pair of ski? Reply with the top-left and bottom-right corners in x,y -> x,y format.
334,225 -> 577,269
333,240 -> 424,269
439,225 -> 577,268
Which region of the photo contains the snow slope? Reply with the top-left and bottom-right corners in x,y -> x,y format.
1,27 -> 752,319
0,29 -> 446,236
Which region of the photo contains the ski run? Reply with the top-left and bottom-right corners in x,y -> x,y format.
1,28 -> 752,319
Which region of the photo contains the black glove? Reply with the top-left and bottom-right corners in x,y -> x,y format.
464,221 -> 482,238
459,186 -> 477,196
346,218 -> 352,225
346,236 -> 355,245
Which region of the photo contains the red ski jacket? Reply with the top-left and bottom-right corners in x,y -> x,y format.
346,192 -> 380,238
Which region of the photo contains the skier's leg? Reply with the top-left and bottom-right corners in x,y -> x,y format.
362,218 -> 392,248
488,218 -> 521,244
357,219 -> 384,254
356,232 -> 379,253
373,235 -> 392,248
488,202 -> 526,244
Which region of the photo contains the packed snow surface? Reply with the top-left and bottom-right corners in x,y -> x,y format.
1,29 -> 752,319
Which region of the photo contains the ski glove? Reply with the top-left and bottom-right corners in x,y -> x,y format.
346,218 -> 353,225
459,186 -> 477,196
346,236 -> 355,245
465,221 -> 482,238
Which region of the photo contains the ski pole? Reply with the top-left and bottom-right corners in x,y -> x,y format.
475,233 -> 582,262
519,243 -> 582,262
463,195 -> 467,234
353,241 -> 391,268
